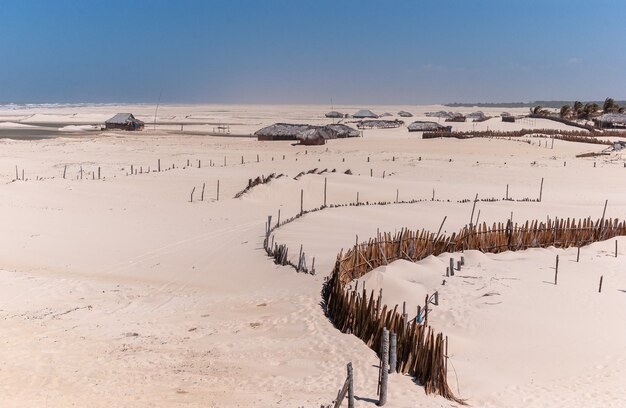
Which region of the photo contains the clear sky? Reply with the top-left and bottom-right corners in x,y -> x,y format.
1,0 -> 625,104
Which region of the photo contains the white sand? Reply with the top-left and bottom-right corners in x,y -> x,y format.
0,104 -> 624,407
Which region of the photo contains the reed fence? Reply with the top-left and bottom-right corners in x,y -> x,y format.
423,128 -> 620,145
324,216 -> 626,403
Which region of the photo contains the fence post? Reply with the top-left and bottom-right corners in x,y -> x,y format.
539,177 -> 544,202
449,258 -> 454,277
300,189 -> 304,215
389,332 -> 397,374
347,362 -> 354,408
598,275 -> 603,293
379,328 -> 389,406
324,177 -> 327,207
554,255 -> 559,285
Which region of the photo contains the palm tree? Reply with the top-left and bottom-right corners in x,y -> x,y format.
559,105 -> 572,118
573,101 -> 583,116
581,103 -> 600,119
603,97 -> 619,113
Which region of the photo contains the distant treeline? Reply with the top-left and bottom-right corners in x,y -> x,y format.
445,100 -> 626,109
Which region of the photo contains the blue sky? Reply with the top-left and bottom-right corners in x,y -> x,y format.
1,0 -> 625,104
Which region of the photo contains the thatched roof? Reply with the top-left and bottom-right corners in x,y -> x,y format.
356,119 -> 403,129
398,111 -> 413,117
425,111 -> 452,118
298,129 -> 326,145
105,113 -> 144,125
352,109 -> 378,118
594,113 -> 626,124
297,124 -> 360,145
467,111 -> 486,119
255,123 -> 311,139
322,124 -> 360,138
325,111 -> 344,118
256,123 -> 359,141
407,121 -> 448,132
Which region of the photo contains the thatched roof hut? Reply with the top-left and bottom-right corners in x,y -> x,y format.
325,111 -> 345,118
407,121 -> 449,132
256,123 -> 360,142
356,119 -> 403,129
593,113 -> 626,129
296,124 -> 360,145
322,124 -> 361,139
425,111 -> 452,118
445,113 -> 466,122
467,111 -> 486,119
398,111 -> 413,117
105,113 -> 144,131
352,109 -> 378,118
255,123 -> 311,141
298,129 -> 326,145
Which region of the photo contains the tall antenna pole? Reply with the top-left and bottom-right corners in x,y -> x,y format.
153,89 -> 162,132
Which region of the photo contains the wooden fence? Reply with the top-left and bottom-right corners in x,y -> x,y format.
422,128 -> 619,145
324,216 -> 626,403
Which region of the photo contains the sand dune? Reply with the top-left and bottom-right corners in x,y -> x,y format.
0,104 -> 624,407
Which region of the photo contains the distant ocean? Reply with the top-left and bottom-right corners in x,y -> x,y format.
0,103 -> 118,110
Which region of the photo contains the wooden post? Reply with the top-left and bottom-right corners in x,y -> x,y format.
449,258 -> 455,277
432,188 -> 435,201
424,294 -> 429,326
554,255 -> 559,285
130,164 -> 133,175
241,156 -> 244,164
311,257 -> 315,275
224,156 -> 226,166
461,255 -> 465,266
347,362 -> 354,408
98,167 -> 101,180
469,193 -> 479,226
198,159 -> 201,168
379,328 -> 389,406
300,189 -> 304,215
445,336 -> 449,373
201,183 -> 205,201
389,332 -> 397,374
356,192 -> 359,205
433,216 -> 447,244
396,189 -> 399,203
63,165 -> 67,179
158,159 -> 161,172
277,209 -> 281,227
577,246 -> 581,262
217,179 -> 220,201
15,165 -> 19,180
79,167 -> 82,180
256,154 -> 259,163
324,177 -> 327,207
599,199 -> 608,238
598,275 -> 603,293
616,240 -> 618,257
370,168 -> 373,177
190,187 -> 195,202
506,184 -> 509,200
539,177 -> 544,202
